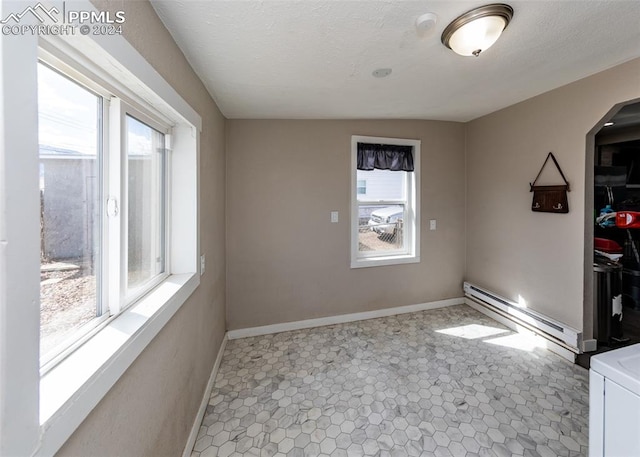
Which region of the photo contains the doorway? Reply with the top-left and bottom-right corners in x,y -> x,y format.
582,100 -> 640,367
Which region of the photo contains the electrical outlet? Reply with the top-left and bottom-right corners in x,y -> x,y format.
331,211 -> 339,223
429,219 -> 437,230
200,254 -> 206,275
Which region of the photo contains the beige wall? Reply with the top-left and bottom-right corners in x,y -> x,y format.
57,2 -> 226,456
466,58 -> 640,334
226,120 -> 466,330
52,3 -> 640,452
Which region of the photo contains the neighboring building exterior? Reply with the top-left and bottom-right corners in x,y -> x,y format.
40,145 -> 152,268
40,145 -> 97,261
356,168 -> 405,222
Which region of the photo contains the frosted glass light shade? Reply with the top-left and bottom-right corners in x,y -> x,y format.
441,4 -> 513,57
448,16 -> 507,56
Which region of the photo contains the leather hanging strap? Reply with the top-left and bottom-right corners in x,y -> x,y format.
530,152 -> 570,191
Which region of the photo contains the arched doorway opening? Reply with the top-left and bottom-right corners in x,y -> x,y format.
583,98 -> 640,362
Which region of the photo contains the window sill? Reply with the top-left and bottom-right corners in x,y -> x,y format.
37,272 -> 199,456
351,254 -> 420,269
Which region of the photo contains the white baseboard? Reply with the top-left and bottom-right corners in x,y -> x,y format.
182,333 -> 228,457
464,297 -> 576,363
227,298 -> 464,340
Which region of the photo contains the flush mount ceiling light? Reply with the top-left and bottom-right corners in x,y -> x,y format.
441,3 -> 513,57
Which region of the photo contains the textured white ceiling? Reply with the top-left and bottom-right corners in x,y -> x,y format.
150,1 -> 640,122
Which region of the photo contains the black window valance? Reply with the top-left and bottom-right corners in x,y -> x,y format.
357,142 -> 414,172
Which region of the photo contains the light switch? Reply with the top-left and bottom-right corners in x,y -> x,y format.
200,254 -> 206,275
331,211 -> 339,223
429,219 -> 437,230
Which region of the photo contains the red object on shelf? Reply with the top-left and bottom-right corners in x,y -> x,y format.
616,211 -> 640,229
594,238 -> 623,253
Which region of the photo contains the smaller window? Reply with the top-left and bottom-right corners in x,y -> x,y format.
125,114 -> 168,300
357,179 -> 367,195
351,136 -> 420,268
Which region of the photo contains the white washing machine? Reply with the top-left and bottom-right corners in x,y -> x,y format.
590,343 -> 640,457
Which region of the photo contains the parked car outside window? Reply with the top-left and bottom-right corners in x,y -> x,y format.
368,206 -> 403,239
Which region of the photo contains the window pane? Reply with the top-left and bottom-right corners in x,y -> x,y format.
357,179 -> 367,195
126,115 -> 165,294
38,63 -> 101,359
356,169 -> 405,201
358,204 -> 405,253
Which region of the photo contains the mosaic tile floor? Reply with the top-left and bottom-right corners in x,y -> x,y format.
191,305 -> 589,457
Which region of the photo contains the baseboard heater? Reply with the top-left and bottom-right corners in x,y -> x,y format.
463,282 -> 582,358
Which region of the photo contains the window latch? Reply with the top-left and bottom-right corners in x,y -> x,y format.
107,197 -> 119,217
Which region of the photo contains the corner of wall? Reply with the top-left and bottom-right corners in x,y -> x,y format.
223,118 -> 231,333
462,121 -> 469,282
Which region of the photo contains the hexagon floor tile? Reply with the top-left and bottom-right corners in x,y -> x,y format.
191,305 -> 589,456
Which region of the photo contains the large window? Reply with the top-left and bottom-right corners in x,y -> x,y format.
1,15 -> 201,455
351,136 -> 420,268
38,61 -> 170,368
38,63 -> 105,364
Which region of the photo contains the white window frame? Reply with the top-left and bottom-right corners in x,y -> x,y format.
0,1 -> 203,455
37,58 -> 112,368
37,60 -> 175,369
350,135 -> 421,268
119,103 -> 171,307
